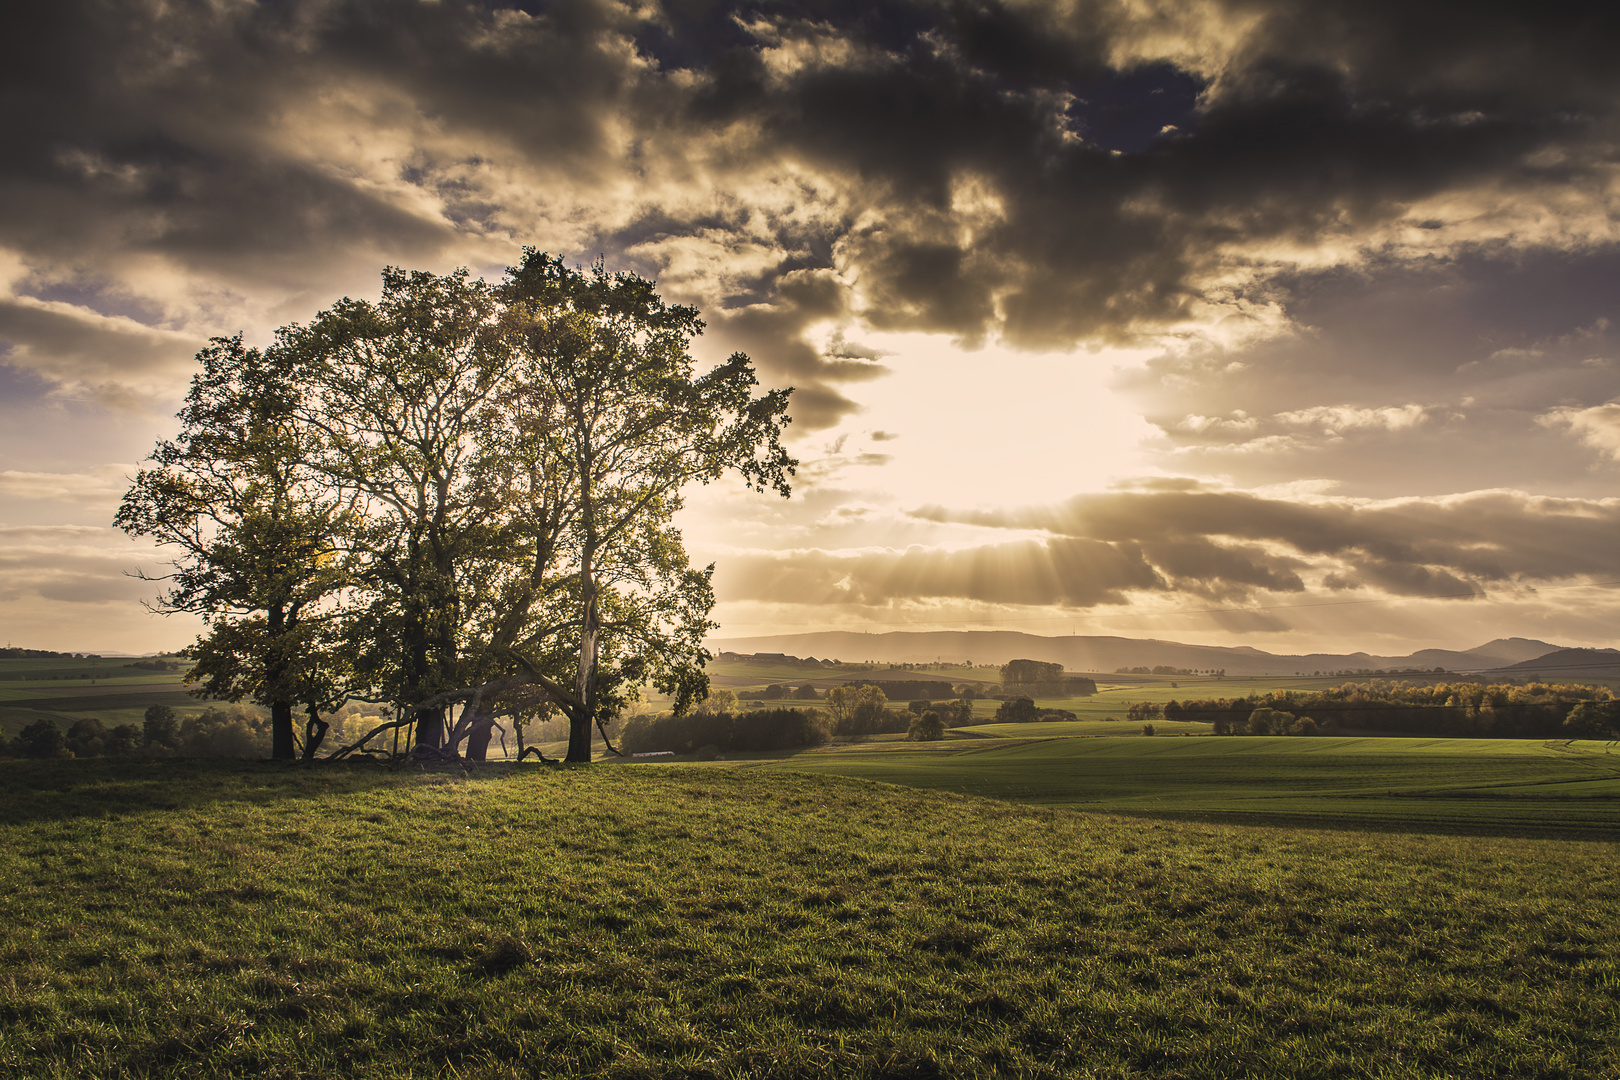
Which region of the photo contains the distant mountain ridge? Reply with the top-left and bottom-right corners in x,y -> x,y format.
1484,648 -> 1620,679
706,631 -> 1570,677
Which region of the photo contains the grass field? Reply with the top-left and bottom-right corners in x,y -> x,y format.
955,720 -> 1216,738
753,735 -> 1620,838
4,757 -> 1619,1078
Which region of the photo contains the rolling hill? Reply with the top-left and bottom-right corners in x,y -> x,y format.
706,630 -> 1567,676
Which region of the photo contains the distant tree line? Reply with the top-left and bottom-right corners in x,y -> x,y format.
620,707 -> 832,756
126,659 -> 184,672
1131,681 -> 1619,738
0,704 -> 273,760
832,679 -> 961,701
0,648 -> 100,659
618,685 -> 983,755
1000,659 -> 1097,697
991,697 -> 1078,723
740,683 -> 822,701
1115,665 -> 1219,677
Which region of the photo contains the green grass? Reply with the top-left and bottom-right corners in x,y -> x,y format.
956,720 -> 1215,738
4,758 -> 1619,1078
753,735 -> 1620,837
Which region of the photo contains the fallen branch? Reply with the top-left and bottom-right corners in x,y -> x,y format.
327,718 -> 412,762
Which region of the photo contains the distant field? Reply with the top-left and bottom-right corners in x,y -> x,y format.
957,719 -> 1215,737
3,759 -> 1618,1077
751,735 -> 1620,838
0,658 -> 208,735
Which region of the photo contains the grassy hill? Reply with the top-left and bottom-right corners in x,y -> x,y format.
3,758 -> 1618,1077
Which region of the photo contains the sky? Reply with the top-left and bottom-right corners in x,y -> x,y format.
2,0 -> 1618,657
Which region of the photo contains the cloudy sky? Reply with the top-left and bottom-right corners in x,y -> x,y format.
3,0 -> 1618,656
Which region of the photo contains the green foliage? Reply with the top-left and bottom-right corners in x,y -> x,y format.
994,696 -> 1038,723
1247,706 -> 1294,735
1000,659 -> 1096,697
619,707 -> 830,754
142,704 -> 179,751
16,718 -> 69,758
1001,658 -> 1063,686
64,718 -> 107,758
826,685 -> 888,738
119,257 -> 796,763
2,761 -> 1618,1078
908,710 -> 946,741
1564,701 -> 1619,739
105,724 -> 142,757
693,688 -> 738,715
793,683 -> 820,700
498,251 -> 795,759
178,706 -> 268,758
1174,680 -> 1615,739
117,333 -> 350,759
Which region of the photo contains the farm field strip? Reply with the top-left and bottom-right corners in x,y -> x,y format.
752,735 -> 1620,837
957,719 -> 1215,737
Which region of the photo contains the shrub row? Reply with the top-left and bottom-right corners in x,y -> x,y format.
619,708 -> 832,755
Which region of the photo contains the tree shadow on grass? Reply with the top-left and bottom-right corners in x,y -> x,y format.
0,757 -> 556,826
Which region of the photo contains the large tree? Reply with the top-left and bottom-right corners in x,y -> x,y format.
276,267 -> 522,754
124,257 -> 793,764
498,251 -> 795,761
117,335 -> 349,759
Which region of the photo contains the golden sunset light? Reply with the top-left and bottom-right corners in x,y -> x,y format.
1,1 -> 1616,662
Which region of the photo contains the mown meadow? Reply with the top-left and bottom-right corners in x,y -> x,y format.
760,734 -> 1620,836
4,755 -> 1618,1078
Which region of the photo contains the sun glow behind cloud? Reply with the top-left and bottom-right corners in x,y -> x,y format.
4,0 -> 1620,654
801,330 -> 1162,505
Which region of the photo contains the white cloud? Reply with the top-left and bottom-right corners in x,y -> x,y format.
1540,401 -> 1620,461
0,465 -> 134,506
1275,403 -> 1429,433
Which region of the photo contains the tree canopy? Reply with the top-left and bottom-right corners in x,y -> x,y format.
120,253 -> 795,762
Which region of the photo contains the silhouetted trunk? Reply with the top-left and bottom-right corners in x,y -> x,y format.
302,707 -> 329,761
271,701 -> 296,760
267,602 -> 296,760
566,565 -> 599,763
465,713 -> 494,761
415,706 -> 445,751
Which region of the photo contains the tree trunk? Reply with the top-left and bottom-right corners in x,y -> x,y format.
303,708 -> 330,761
465,713 -> 494,761
266,601 -> 296,760
271,701 -> 296,760
566,569 -> 599,763
415,706 -> 445,751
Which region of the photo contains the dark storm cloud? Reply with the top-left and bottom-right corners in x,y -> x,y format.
0,297 -> 203,400
677,0 -> 1620,347
721,484 -> 1620,613
3,0 -> 1617,430
1124,245 -> 1620,495
721,535 -> 1166,608
0,0 -> 634,280
916,488 -> 1620,596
